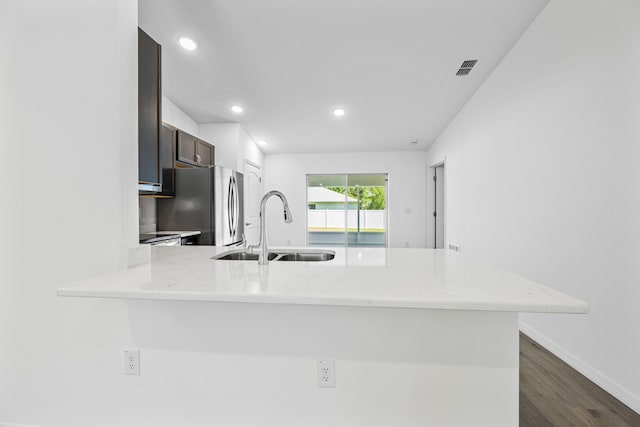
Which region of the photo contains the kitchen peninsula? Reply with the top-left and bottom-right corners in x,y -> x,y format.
58,247 -> 586,426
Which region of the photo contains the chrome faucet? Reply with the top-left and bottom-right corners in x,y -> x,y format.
249,191 -> 293,265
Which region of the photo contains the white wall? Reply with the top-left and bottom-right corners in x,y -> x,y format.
263,152 -> 429,248
1,0 -> 139,424
198,123 -> 240,169
426,0 -> 640,412
238,126 -> 264,173
162,94 -> 198,136
198,123 -> 265,172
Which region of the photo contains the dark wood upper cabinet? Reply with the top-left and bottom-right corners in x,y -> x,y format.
158,123 -> 176,196
177,130 -> 198,165
177,129 -> 215,167
196,140 -> 214,166
138,28 -> 161,190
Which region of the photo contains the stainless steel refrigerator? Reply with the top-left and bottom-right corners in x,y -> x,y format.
157,166 -> 244,246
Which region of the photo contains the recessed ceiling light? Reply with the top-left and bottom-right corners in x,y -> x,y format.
231,105 -> 244,113
333,108 -> 345,117
257,139 -> 269,145
178,37 -> 198,51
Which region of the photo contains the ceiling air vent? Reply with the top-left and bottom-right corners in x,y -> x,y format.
456,59 -> 478,76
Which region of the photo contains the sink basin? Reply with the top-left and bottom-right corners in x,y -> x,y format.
211,249 -> 335,262
274,251 -> 335,262
211,251 -> 277,261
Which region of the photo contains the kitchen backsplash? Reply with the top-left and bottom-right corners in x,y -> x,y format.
139,197 -> 157,233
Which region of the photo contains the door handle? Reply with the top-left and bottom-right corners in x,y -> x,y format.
245,222 -> 251,226
228,178 -> 234,236
234,178 -> 240,232
232,177 -> 237,235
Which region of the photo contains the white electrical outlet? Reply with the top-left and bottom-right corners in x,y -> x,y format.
124,349 -> 140,375
317,359 -> 335,388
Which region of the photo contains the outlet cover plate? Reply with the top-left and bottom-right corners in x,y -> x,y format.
317,359 -> 335,388
124,349 -> 140,375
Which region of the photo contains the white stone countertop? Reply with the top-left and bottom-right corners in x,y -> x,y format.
57,246 -> 588,313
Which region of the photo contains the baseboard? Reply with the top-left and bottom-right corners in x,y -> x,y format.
519,321 -> 640,415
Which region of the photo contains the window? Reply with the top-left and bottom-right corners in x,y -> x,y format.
306,174 -> 387,247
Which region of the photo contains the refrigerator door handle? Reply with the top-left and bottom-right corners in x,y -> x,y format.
228,176 -> 235,238
232,176 -> 237,237
229,174 -> 239,239
234,175 -> 240,239
233,175 -> 239,238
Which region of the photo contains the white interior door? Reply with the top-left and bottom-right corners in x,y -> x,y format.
244,160 -> 262,245
435,165 -> 445,249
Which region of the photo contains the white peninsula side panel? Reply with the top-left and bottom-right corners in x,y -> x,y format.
119,300 -> 518,427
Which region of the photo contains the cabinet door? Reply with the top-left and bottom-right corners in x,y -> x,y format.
196,140 -> 215,166
159,124 -> 176,195
138,28 -> 161,185
177,130 -> 198,165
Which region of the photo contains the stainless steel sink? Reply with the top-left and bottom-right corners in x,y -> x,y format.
274,252 -> 335,262
211,251 -> 277,261
211,249 -> 335,262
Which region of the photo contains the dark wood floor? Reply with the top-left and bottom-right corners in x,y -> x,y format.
520,333 -> 640,426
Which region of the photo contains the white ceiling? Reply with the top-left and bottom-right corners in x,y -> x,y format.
138,0 -> 548,154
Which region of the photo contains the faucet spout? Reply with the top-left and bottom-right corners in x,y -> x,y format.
255,190 -> 293,265
283,205 -> 293,224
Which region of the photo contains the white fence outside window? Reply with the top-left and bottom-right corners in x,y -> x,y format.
308,209 -> 385,230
